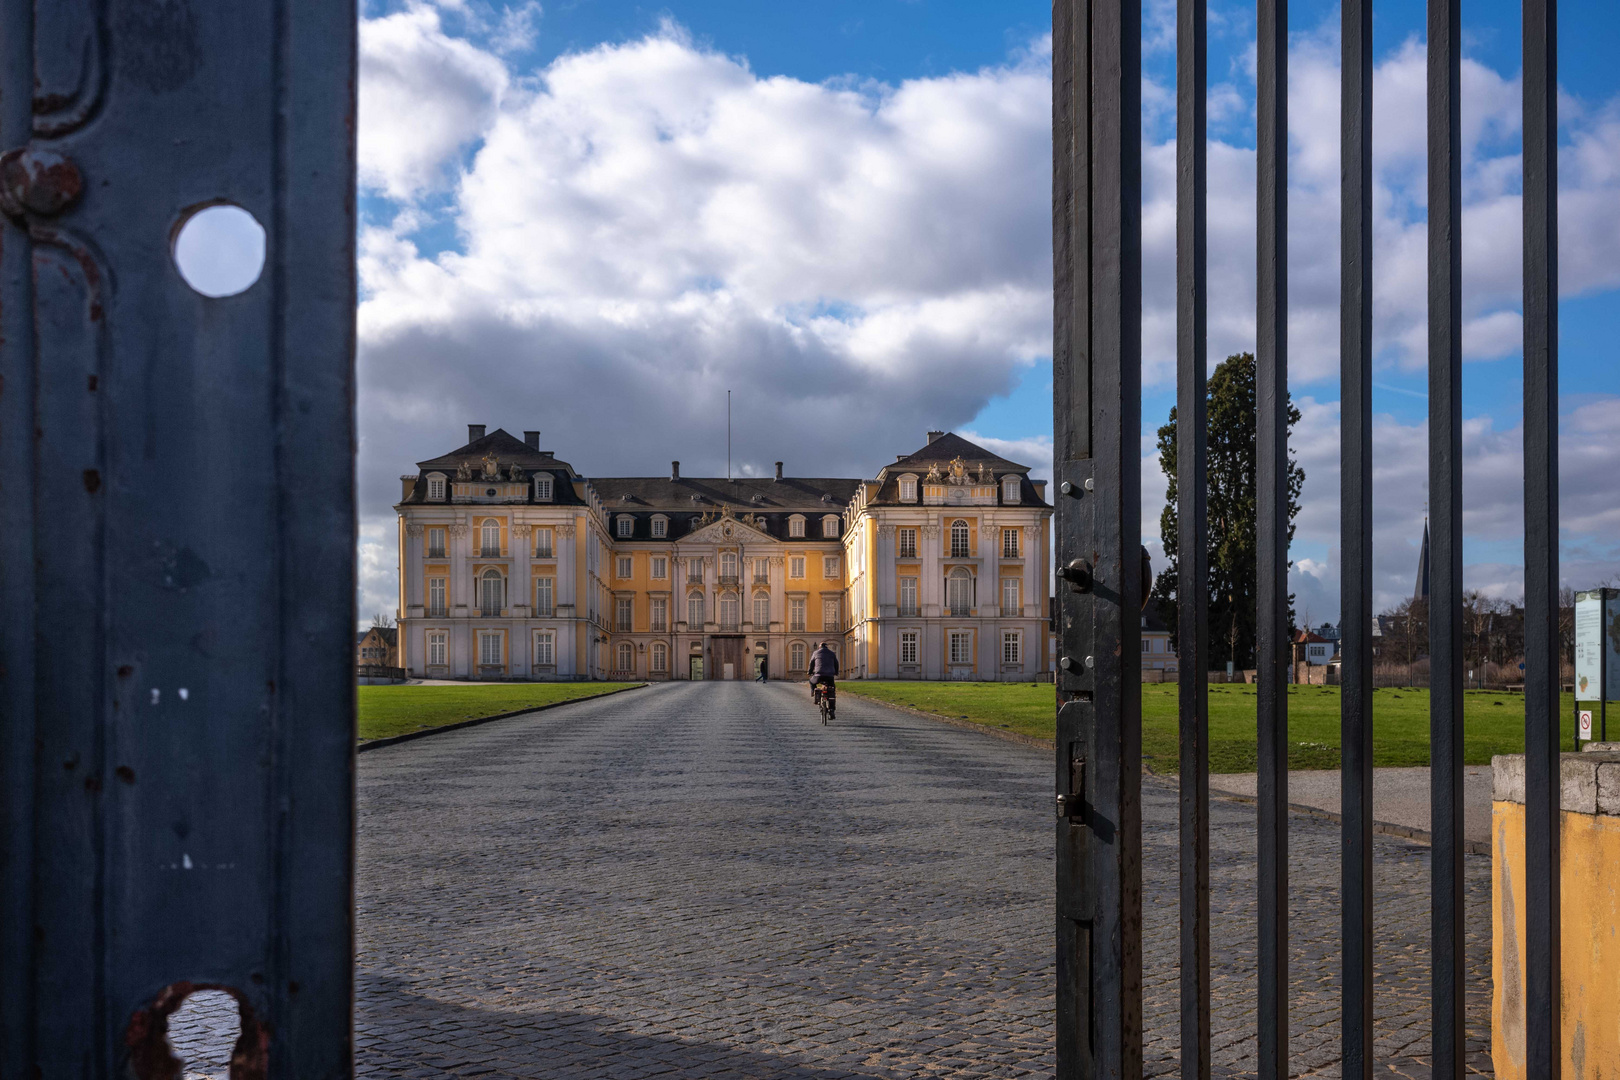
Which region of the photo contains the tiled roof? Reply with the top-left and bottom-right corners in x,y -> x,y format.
593,476 -> 861,543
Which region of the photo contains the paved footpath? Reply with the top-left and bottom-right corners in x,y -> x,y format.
178,682 -> 1496,1077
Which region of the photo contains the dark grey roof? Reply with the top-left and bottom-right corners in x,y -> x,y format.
401,429 -> 587,506
593,476 -> 861,543
866,431 -> 1050,508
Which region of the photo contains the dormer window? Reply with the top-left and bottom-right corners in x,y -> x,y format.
651,515 -> 668,538
533,475 -> 553,501
1002,476 -> 1020,504
426,473 -> 446,501
821,515 -> 840,538
616,515 -> 633,538
788,515 -> 806,538
898,474 -> 918,502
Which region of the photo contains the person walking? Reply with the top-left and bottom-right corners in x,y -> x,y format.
756,654 -> 769,682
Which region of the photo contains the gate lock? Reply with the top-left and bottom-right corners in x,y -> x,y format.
1058,558 -> 1093,593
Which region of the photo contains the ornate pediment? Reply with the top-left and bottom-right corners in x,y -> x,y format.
683,513 -> 778,546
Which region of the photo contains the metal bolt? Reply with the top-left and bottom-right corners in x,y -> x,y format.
1059,656 -> 1076,671
0,147 -> 83,220
1084,478 -> 1095,492
1060,480 -> 1075,496
1085,656 -> 1094,669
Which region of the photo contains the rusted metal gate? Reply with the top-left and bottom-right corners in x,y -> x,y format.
1052,0 -> 1564,1077
0,1 -> 357,1076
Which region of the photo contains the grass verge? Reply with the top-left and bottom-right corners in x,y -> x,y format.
358,682 -> 641,741
841,681 -> 1581,772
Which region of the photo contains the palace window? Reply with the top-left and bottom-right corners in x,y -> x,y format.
789,515 -> 805,538
478,631 -> 503,667
427,474 -> 446,501
899,631 -> 918,665
1002,528 -> 1020,559
899,475 -> 918,502
616,598 -> 633,632
687,558 -> 704,583
720,551 -> 738,579
821,515 -> 839,538
534,632 -> 554,666
688,593 -> 705,628
651,556 -> 667,579
823,599 -> 840,633
1002,631 -> 1022,664
790,598 -> 806,632
617,515 -> 633,538
534,475 -> 553,501
949,519 -> 969,558
427,527 -> 446,557
616,556 -> 632,579
1142,639 -> 1151,653
1002,476 -> 1020,504
899,577 -> 918,617
947,567 -> 973,616
753,557 -> 770,583
651,642 -> 668,672
898,527 -> 917,559
719,594 -> 740,631
651,515 -> 668,538
617,643 -> 634,672
1002,577 -> 1020,616
535,527 -> 553,558
790,556 -> 805,579
949,631 -> 972,665
428,577 -> 447,616
753,593 -> 770,628
427,631 -> 447,667
650,597 -> 668,633
480,569 -> 505,616
823,555 -> 840,578
535,577 -> 554,617
790,641 -> 808,671
480,518 -> 501,557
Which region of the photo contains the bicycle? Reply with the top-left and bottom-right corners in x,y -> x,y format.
813,681 -> 836,725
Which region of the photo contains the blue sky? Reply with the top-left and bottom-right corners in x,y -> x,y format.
352,0 -> 1620,623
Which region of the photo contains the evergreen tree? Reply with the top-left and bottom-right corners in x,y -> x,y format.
1151,352 -> 1304,669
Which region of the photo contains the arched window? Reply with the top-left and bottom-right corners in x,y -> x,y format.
480,568 -> 505,616
949,519 -> 970,558
480,518 -> 501,556
898,474 -> 918,502
426,472 -> 447,501
790,640 -> 808,671
720,551 -> 738,578
947,566 -> 972,616
651,515 -> 668,537
534,475 -> 553,501
1002,476 -> 1020,503
651,642 -> 667,672
788,515 -> 805,538
617,515 -> 634,538
821,515 -> 839,538
617,642 -> 634,672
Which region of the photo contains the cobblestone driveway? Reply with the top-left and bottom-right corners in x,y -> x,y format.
169,681 -> 1496,1077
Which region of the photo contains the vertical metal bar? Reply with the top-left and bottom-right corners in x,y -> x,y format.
1255,1 -> 1289,1076
1054,0 -> 1142,1075
1340,0 -> 1373,1075
1522,1 -> 1561,1073
1427,1 -> 1465,1074
0,0 -> 39,1068
1176,0 -> 1211,1077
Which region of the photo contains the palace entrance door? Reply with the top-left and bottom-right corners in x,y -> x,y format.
708,636 -> 745,680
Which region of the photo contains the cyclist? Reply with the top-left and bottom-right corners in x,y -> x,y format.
807,641 -> 839,704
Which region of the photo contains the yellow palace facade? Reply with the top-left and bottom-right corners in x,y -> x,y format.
395,427 -> 1053,682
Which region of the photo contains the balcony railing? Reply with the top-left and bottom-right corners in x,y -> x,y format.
719,619 -> 740,632
479,603 -> 503,617
1001,605 -> 1022,618
535,605 -> 554,618
427,605 -> 448,617
898,545 -> 917,559
427,547 -> 446,558
752,573 -> 770,584
480,546 -> 502,558
898,606 -> 919,618
687,573 -> 704,585
948,604 -> 971,617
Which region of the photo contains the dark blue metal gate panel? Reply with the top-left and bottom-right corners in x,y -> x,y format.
0,2 -> 357,1075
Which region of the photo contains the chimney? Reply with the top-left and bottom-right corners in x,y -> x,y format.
468,424 -> 486,442
524,430 -> 540,449
926,430 -> 944,443
671,461 -> 680,480
774,461 -> 784,481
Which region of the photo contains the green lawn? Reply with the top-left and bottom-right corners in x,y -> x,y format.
841,681 -> 1582,772
357,682 -> 642,741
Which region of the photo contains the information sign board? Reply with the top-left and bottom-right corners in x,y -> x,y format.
1575,590 -> 1620,703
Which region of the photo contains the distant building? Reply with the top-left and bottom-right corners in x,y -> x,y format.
356,626 -> 398,667
1294,628 -> 1336,666
1141,607 -> 1175,673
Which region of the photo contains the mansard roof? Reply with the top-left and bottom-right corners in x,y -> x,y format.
591,475 -> 859,512
401,428 -> 586,506
866,430 -> 1050,508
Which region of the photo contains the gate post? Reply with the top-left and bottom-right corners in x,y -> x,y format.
1052,1 -> 1142,1074
0,2 -> 357,1074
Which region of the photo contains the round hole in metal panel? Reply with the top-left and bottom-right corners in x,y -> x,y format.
172,204 -> 266,298
164,988 -> 240,1078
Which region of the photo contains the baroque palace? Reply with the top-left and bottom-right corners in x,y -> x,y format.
395,426 -> 1053,682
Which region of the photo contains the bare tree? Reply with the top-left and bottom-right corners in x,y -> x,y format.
371,611 -> 395,630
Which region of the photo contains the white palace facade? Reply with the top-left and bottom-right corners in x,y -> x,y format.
394,427 -> 1053,682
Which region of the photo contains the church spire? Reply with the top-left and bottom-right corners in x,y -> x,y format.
1414,518 -> 1431,603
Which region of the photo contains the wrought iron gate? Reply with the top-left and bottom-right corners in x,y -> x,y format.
1052,1 -> 1564,1077
0,1 -> 358,1076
